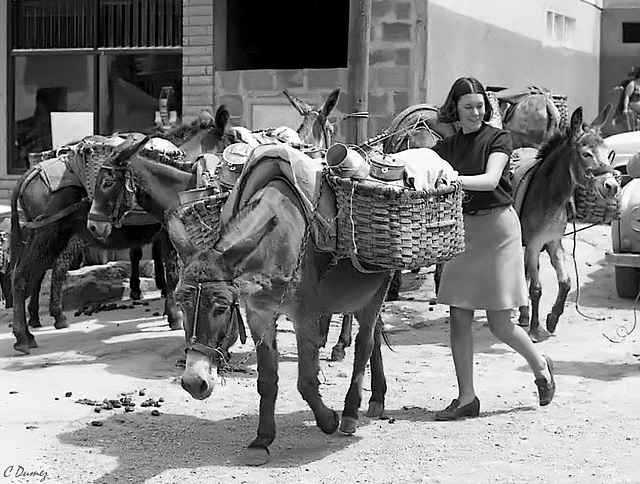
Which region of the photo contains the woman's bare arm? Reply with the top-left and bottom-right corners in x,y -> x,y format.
457,152 -> 509,191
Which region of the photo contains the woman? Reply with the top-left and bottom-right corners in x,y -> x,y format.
431,77 -> 555,420
622,67 -> 640,131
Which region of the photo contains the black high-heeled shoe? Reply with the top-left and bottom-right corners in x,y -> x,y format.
434,397 -> 480,421
535,355 -> 556,406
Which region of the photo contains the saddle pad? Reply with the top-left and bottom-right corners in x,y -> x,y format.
38,156 -> 84,193
222,144 -> 337,252
511,147 -> 540,217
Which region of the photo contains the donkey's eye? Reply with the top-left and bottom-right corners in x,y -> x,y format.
212,303 -> 228,316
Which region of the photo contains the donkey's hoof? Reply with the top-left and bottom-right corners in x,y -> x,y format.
28,319 -> 42,328
528,327 -> 551,343
54,315 -> 69,329
339,416 -> 358,435
243,447 -> 270,466
366,401 -> 385,418
169,319 -> 184,331
317,410 -> 340,434
330,345 -> 346,362
546,314 -> 559,333
14,341 -> 33,354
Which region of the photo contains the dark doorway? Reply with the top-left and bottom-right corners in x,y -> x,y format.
226,0 -> 349,70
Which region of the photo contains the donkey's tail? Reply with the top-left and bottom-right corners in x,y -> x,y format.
9,176 -> 26,275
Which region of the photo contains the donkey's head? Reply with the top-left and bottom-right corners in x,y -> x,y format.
566,105 -> 619,199
175,105 -> 239,158
86,134 -> 149,240
284,88 -> 340,149
168,196 -> 280,400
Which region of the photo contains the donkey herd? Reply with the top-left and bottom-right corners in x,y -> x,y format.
4,87 -> 621,464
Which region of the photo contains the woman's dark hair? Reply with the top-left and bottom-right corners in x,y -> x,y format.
437,77 -> 493,124
630,67 -> 640,80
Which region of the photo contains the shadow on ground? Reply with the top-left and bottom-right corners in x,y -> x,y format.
58,409 -> 364,483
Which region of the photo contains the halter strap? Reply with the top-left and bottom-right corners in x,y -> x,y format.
87,165 -> 135,227
183,281 -> 246,361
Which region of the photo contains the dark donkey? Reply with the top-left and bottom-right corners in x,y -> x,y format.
9,134 -> 193,354
6,110 -> 235,349
166,162 -> 393,466
515,106 -> 619,341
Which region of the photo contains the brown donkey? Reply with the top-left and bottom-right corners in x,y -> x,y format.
168,165 -> 392,466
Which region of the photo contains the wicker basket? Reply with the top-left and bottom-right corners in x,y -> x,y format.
28,148 -> 59,168
551,94 -> 569,131
327,174 -> 465,270
81,144 -> 116,200
571,185 -> 620,224
174,191 -> 230,249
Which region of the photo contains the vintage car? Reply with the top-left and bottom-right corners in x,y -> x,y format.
604,132 -> 640,298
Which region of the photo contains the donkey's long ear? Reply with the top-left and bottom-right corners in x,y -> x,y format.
214,105 -> 230,131
569,107 -> 584,137
112,134 -> 148,164
215,211 -> 278,271
165,211 -> 198,261
283,90 -> 312,115
590,103 -> 612,130
321,88 -> 341,118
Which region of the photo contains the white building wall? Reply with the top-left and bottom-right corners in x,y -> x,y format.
425,0 -> 603,119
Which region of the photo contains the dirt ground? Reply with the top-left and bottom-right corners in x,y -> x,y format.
1,223 -> 639,484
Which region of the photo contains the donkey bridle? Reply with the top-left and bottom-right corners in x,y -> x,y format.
86,165 -> 135,228
184,281 -> 246,361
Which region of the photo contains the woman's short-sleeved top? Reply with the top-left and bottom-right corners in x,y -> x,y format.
433,123 -> 513,214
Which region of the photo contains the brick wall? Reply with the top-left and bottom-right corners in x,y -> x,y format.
182,0 -> 215,120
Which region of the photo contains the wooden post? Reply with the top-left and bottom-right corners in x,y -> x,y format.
346,0 -> 372,145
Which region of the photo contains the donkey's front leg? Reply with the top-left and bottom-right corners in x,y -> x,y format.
292,308 -> 339,435
245,306 -> 279,466
545,240 -> 571,334
524,246 -> 549,343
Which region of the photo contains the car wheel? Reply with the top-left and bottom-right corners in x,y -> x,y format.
614,266 -> 640,299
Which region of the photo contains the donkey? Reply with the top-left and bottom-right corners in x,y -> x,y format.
88,90 -> 350,360
6,111 -> 233,336
167,163 -> 393,466
8,143 -> 184,354
515,106 -> 619,341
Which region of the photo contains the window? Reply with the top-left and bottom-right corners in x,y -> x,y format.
9,0 -> 183,174
12,0 -> 182,49
546,10 -> 576,47
623,23 -> 640,44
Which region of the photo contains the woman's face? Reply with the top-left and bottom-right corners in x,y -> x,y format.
457,93 -> 485,133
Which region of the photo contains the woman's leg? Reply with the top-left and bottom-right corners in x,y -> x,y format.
449,306 -> 476,406
487,309 -> 551,381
